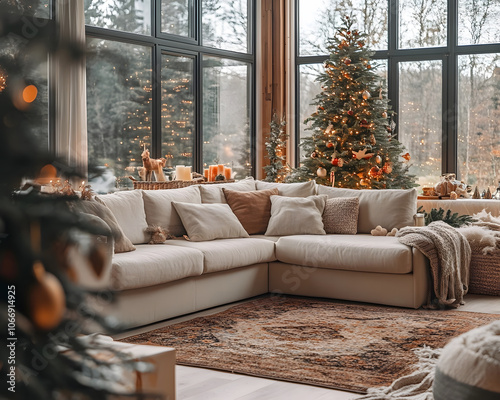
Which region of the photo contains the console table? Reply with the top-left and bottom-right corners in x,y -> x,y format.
417,198 -> 500,217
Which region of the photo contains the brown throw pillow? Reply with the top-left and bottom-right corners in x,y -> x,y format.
322,197 -> 359,234
73,199 -> 136,253
223,188 -> 279,235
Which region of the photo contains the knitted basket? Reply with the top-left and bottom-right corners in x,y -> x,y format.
468,245 -> 500,296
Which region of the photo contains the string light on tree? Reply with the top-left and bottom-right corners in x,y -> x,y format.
288,15 -> 417,189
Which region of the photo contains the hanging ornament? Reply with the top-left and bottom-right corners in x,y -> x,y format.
370,134 -> 377,145
29,262 -> 66,331
383,162 -> 393,174
362,90 -> 371,100
344,58 -> 352,65
382,111 -> 388,119
368,166 -> 380,178
311,151 -> 318,158
327,142 -> 334,148
375,155 -> 382,164
352,148 -> 375,160
402,152 -> 411,162
347,110 -> 354,116
330,171 -> 335,186
331,158 -> 339,166
317,167 -> 327,177
337,158 -> 344,167
360,119 -> 370,128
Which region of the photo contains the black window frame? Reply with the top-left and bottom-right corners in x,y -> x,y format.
85,0 -> 256,177
294,0 -> 500,178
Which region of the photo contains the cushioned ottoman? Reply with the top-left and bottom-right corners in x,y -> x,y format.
433,320 -> 500,400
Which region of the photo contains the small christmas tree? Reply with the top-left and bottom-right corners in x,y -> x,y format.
291,16 -> 417,189
263,114 -> 288,182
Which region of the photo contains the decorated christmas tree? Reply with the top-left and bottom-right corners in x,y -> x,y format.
264,114 -> 288,182
291,16 -> 417,189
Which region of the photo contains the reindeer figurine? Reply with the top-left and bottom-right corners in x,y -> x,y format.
141,146 -> 167,181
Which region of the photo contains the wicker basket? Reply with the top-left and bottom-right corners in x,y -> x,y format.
468,245 -> 500,296
131,178 -> 234,190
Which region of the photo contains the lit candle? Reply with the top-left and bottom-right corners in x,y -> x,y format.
224,167 -> 232,180
209,165 -> 218,182
175,165 -> 185,181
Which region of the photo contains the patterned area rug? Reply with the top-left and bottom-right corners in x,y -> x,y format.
122,295 -> 499,393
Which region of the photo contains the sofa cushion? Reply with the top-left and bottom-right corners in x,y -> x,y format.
199,177 -> 256,203
172,202 -> 249,241
164,238 -> 276,273
275,234 -> 413,274
73,199 -> 135,253
323,197 -> 359,235
266,195 -> 327,236
256,180 -> 316,197
316,186 -> 417,233
142,186 -> 201,237
96,190 -> 149,244
111,244 -> 204,291
223,188 -> 279,234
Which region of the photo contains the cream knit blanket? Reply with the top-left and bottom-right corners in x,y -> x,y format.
396,221 -> 471,309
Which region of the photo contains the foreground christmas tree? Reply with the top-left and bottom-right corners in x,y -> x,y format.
291,16 -> 417,189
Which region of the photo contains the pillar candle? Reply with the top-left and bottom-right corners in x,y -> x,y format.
204,169 -> 209,180
209,165 -> 218,182
224,167 -> 232,180
175,165 -> 185,181
217,164 -> 224,176
184,166 -> 192,181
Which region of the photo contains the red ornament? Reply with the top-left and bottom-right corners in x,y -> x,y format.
347,110 -> 354,116
318,106 -> 325,110
368,166 -> 380,178
344,58 -> 352,65
367,64 -> 371,69
361,119 -> 368,125
327,142 -> 334,148
331,158 -> 339,166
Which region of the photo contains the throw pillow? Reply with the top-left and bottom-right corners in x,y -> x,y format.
265,195 -> 328,236
73,199 -> 136,253
96,190 -> 149,244
323,197 -> 359,235
172,202 -> 250,242
199,177 -> 256,204
142,185 -> 201,237
223,188 -> 279,234
256,180 -> 316,197
316,186 -> 418,233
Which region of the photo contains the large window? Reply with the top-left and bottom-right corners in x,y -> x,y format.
85,0 -> 254,192
295,0 -> 500,189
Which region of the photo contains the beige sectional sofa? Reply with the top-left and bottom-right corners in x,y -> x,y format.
88,178 -> 429,329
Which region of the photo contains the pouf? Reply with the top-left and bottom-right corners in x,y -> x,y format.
433,320 -> 500,399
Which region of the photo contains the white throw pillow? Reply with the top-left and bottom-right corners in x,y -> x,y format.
316,186 -> 417,233
96,190 -> 149,244
142,186 -> 201,237
265,195 -> 328,236
199,177 -> 256,203
256,180 -> 316,197
172,202 -> 250,242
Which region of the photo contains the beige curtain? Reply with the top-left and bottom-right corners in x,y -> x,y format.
54,0 -> 87,176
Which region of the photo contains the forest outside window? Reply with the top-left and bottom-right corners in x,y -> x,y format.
295,0 -> 500,189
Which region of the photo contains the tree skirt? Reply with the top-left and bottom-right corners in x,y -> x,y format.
122,296 -> 498,394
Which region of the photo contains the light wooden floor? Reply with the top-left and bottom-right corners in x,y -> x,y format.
117,294 -> 500,400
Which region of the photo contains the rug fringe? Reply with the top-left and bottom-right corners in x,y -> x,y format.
356,346 -> 441,400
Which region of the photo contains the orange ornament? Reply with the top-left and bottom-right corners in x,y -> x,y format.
29,262 -> 66,331
402,153 -> 411,162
